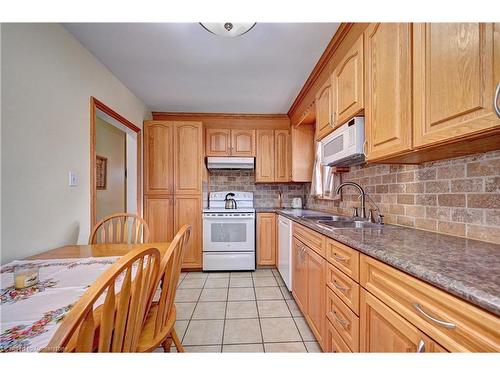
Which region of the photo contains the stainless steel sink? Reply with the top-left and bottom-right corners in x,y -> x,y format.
299,215 -> 353,222
317,220 -> 383,229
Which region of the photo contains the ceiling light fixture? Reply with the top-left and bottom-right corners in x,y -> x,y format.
200,23 -> 256,37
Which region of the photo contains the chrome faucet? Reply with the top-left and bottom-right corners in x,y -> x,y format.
278,189 -> 283,209
336,182 -> 367,220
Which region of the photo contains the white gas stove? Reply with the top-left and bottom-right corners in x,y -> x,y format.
202,191 -> 255,271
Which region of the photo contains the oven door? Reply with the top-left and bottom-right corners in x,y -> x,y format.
203,214 -> 255,252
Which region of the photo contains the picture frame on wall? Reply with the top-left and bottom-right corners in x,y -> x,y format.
96,155 -> 107,190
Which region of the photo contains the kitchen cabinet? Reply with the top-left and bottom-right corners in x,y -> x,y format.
360,289 -> 446,353
315,78 -> 333,140
257,213 -> 277,266
144,195 -> 174,242
144,121 -> 174,195
327,320 -> 352,352
274,130 -> 290,182
174,122 -> 203,194
144,120 -> 203,269
231,129 -> 256,156
331,34 -> 364,128
174,195 -> 202,268
205,129 -> 231,156
292,237 -> 308,313
306,247 -> 326,346
364,23 -> 413,161
413,23 -> 500,148
290,124 -> 314,182
255,130 -> 275,182
205,128 -> 255,156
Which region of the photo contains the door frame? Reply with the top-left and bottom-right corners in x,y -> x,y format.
90,96 -> 142,228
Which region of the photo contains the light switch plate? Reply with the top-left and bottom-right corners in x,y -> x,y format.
69,171 -> 78,187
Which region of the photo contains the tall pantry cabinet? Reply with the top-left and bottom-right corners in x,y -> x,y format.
144,120 -> 203,269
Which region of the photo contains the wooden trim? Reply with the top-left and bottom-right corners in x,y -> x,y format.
152,112 -> 288,121
90,97 -> 143,229
287,23 -> 354,118
93,97 -> 141,133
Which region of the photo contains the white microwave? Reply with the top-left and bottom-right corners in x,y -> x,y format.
320,116 -> 365,167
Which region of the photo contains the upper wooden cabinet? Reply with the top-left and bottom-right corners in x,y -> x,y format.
257,213 -> 277,266
332,34 -> 364,128
144,121 -> 174,195
174,122 -> 203,194
413,23 -> 500,148
206,129 -> 255,156
274,130 -> 290,182
365,23 -> 413,161
315,78 -> 333,140
231,129 -> 256,156
205,129 -> 231,156
291,124 -> 314,182
255,130 -> 275,182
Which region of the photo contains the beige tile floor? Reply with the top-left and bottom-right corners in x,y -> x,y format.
157,268 -> 322,353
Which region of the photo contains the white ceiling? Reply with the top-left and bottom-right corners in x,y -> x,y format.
64,23 -> 339,113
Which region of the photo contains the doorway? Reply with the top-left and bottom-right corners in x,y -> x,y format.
90,97 -> 142,227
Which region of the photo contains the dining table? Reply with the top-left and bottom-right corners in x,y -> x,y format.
1,242 -> 170,353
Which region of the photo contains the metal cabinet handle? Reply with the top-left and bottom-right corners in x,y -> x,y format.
413,303 -> 457,329
333,252 -> 348,262
332,310 -> 348,328
417,339 -> 425,353
494,81 -> 500,118
332,280 -> 349,293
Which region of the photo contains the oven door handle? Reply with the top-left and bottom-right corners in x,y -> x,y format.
203,215 -> 254,220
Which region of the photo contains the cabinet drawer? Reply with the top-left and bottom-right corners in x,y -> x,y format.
360,254 -> 500,352
293,223 -> 325,257
325,239 -> 359,282
326,286 -> 359,352
326,319 -> 352,353
326,262 -> 360,315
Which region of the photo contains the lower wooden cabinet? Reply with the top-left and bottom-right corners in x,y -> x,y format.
292,238 -> 308,313
144,194 -> 202,269
257,213 -> 277,266
360,289 -> 446,353
326,320 -> 352,353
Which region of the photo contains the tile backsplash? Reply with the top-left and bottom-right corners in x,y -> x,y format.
306,150 -> 500,244
208,170 -> 309,208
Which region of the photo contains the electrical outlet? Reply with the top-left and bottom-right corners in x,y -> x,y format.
69,171 -> 78,187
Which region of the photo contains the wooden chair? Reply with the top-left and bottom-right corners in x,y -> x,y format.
137,224 -> 191,353
89,213 -> 150,245
43,247 -> 161,352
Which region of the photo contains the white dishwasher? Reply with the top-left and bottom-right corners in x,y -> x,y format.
277,215 -> 292,291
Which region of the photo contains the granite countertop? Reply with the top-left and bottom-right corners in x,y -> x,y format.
260,208 -> 500,317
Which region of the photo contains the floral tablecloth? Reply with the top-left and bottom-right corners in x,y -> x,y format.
0,257 -> 119,352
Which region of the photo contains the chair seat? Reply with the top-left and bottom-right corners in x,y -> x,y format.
137,303 -> 177,352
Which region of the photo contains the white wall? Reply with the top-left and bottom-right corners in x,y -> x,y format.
1,24 -> 150,263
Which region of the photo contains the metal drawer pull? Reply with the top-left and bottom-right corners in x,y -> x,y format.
413,303 -> 457,329
494,82 -> 500,118
332,310 -> 348,328
417,339 -> 425,353
332,280 -> 349,292
333,252 -> 348,262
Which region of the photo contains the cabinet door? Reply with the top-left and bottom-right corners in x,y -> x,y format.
315,78 -> 333,140
206,129 -> 231,156
365,23 -> 412,161
291,124 -> 314,182
174,122 -> 202,194
332,35 -> 364,128
360,289 -> 446,353
413,23 -> 500,147
274,130 -> 290,182
144,195 -> 174,242
231,129 -> 255,156
256,130 -> 275,182
174,195 -> 202,268
292,238 -> 308,313
306,247 -> 326,347
257,213 -> 277,266
144,121 -> 174,195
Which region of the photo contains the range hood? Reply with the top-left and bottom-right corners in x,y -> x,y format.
207,157 -> 255,170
